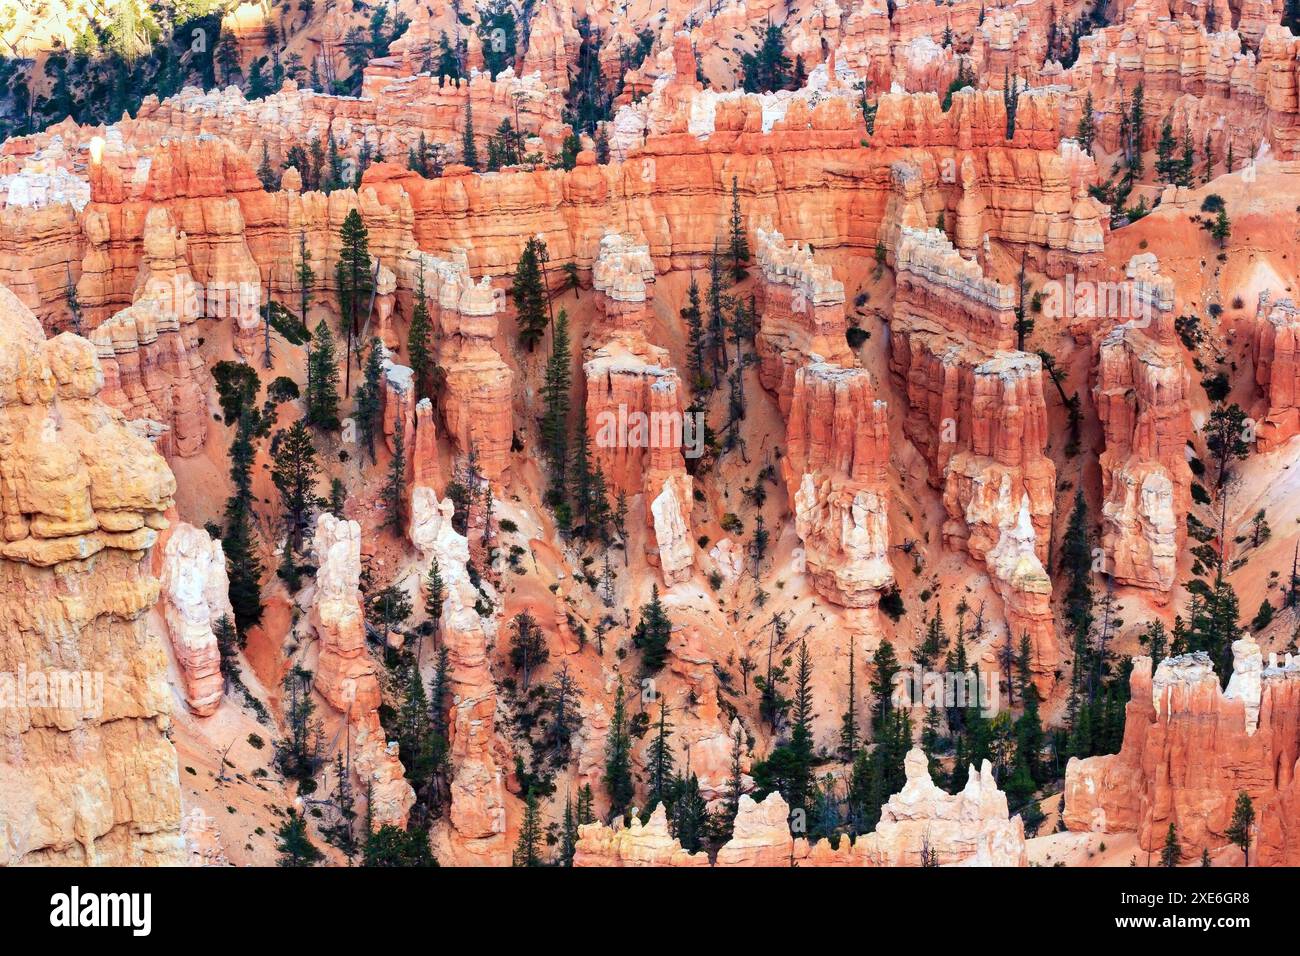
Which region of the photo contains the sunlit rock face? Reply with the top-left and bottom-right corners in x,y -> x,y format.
0,283 -> 183,865
1066,640 -> 1300,866
1093,255 -> 1190,597
160,522 -> 232,717
890,227 -> 1057,685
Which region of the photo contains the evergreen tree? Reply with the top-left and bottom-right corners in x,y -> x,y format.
276,810 -> 325,866
407,268 -> 434,402
335,209 -> 373,390
558,792 -> 580,866
461,99 -> 478,170
740,22 -> 792,92
353,337 -> 384,463
295,230 -> 315,327
632,585 -> 674,672
512,790 -> 544,867
512,237 -> 549,351
508,609 -> 549,691
271,418 -> 321,553
870,639 -> 901,731
539,308 -> 572,495
728,176 -> 749,281
1155,118 -> 1181,184
1206,403 -> 1249,488
682,274 -> 707,392
1225,790 -> 1255,866
424,558 -> 446,632
603,680 -> 635,818
363,826 -> 437,866
1077,90 -> 1095,153
706,241 -> 727,387
645,696 -> 676,811
1126,83 -> 1146,179
224,411 -> 265,633
383,426 -> 406,531
723,723 -> 745,835
1189,575 -> 1241,685
257,141 -> 279,190
1160,822 -> 1183,867
839,639 -> 859,760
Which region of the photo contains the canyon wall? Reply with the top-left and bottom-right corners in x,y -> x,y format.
583,231 -> 694,586
1253,294 -> 1300,452
0,284 -> 183,865
1065,640 -> 1300,866
1093,255 -> 1191,595
890,227 -> 1057,682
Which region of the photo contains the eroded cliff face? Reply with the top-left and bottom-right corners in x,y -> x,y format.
309,513 -> 415,830
89,295 -> 210,460
1093,255 -> 1192,596
890,226 -> 1058,683
1065,639 -> 1300,866
159,522 -> 232,718
403,249 -> 514,481
1254,294 -> 1300,452
754,225 -> 854,415
785,362 -> 894,608
0,284 -> 183,865
583,231 -> 695,586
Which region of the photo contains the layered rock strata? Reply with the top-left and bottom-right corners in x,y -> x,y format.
1065,640 -> 1300,866
1253,294 -> 1300,452
159,523 -> 232,717
890,227 -> 1057,681
309,513 -> 414,829
0,284 -> 184,865
1093,255 -> 1191,595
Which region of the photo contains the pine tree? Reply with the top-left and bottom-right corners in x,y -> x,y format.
707,241 -> 727,387
839,639 -> 859,760
461,99 -> 478,170
645,696 -> 676,811
728,176 -> 749,281
1160,822 -> 1183,867
786,639 -> 817,814
329,477 -> 347,518
1077,90 -> 1095,153
723,723 -> 745,834
870,638 -> 901,731
512,237 -> 549,351
296,230 -> 315,328
258,141 -> 279,190
512,790 -> 544,866
633,584 -> 673,672
424,558 -> 446,632
558,792 -> 580,866
603,680 -> 635,818
335,209 -> 373,391
1225,791 -> 1254,866
682,274 -> 706,392
353,337 -> 384,463
384,425 -> 406,531
224,412 -> 265,633
407,268 -> 434,402
508,609 -> 549,691
1126,83 -> 1146,179
539,308 -> 572,495
1155,118 -> 1180,184
276,809 -> 325,866
271,418 -> 321,553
